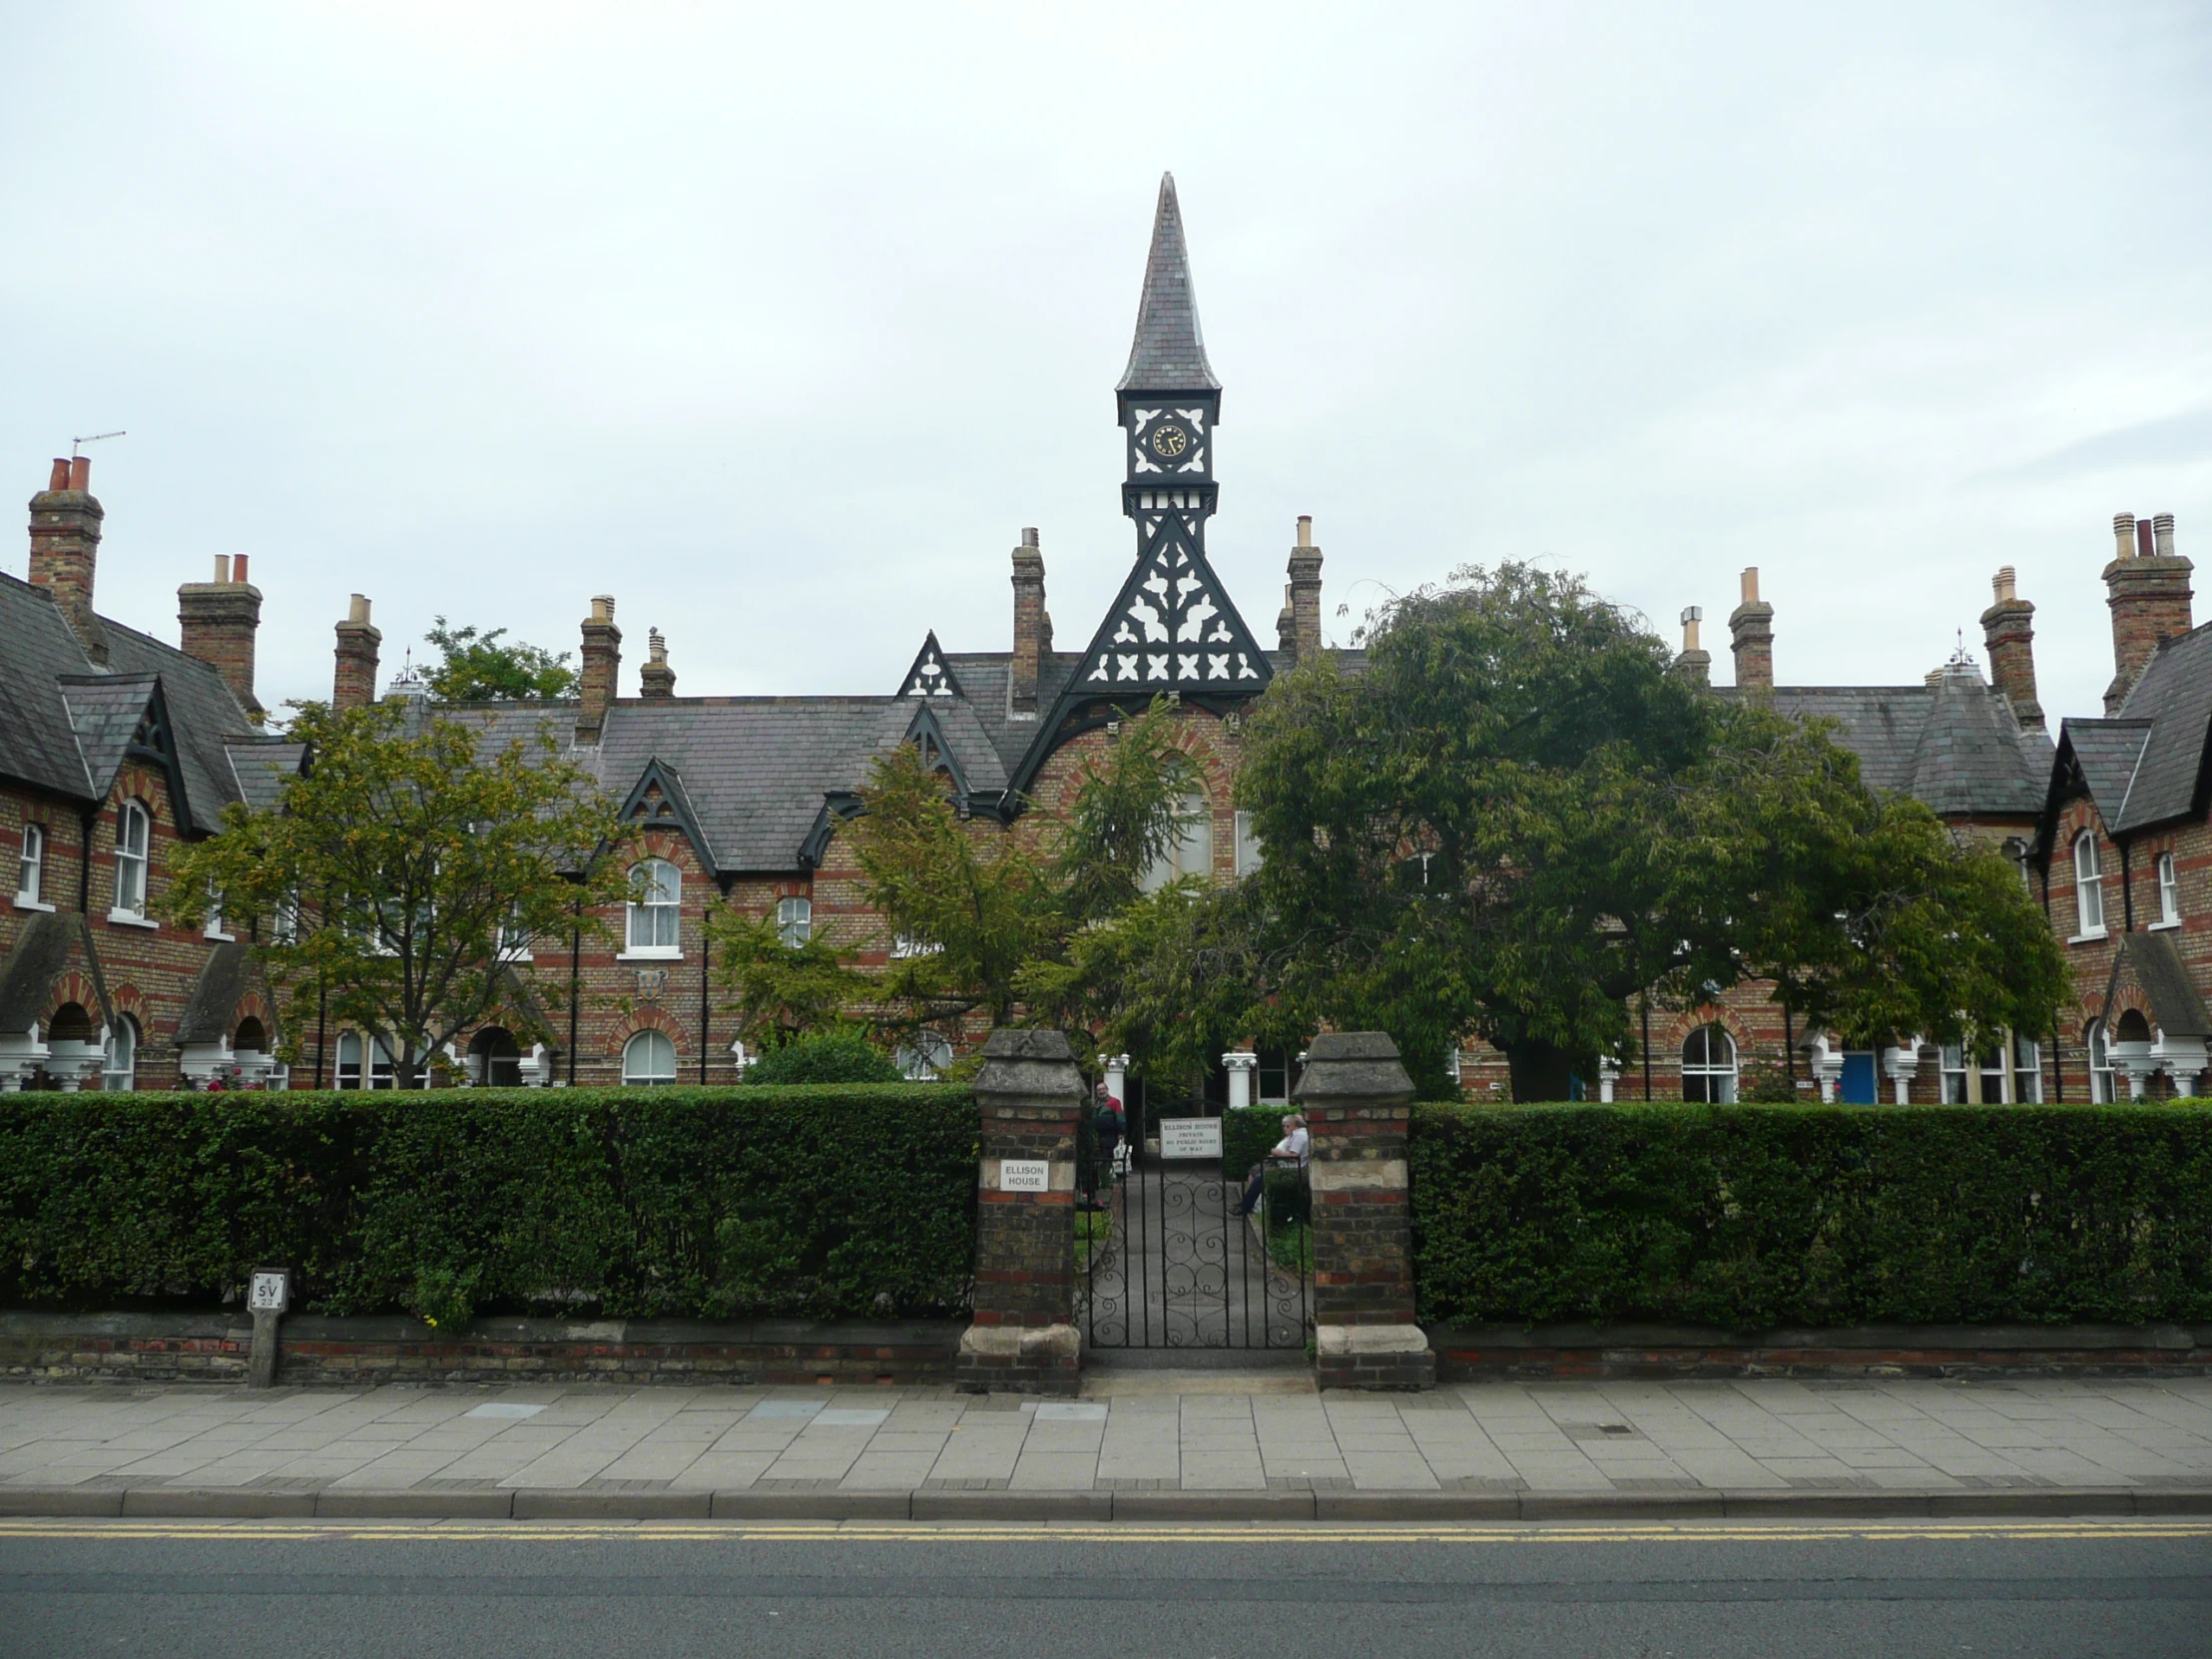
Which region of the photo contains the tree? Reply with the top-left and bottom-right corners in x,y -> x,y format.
423,618 -> 578,702
707,909 -> 874,1048
164,701 -> 632,1086
817,698 -> 1198,1045
1234,562 -> 2066,1099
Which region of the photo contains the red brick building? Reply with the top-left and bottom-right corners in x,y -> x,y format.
4,178 -> 2201,1105
1,459 -> 303,1091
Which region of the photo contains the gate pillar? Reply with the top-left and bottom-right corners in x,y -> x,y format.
956,1028 -> 1085,1395
1295,1032 -> 1434,1390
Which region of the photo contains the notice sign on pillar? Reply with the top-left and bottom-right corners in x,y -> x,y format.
1158,1118 -> 1224,1159
998,1159 -> 1051,1193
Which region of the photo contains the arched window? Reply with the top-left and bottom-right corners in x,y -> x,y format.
102,1016 -> 138,1092
777,894 -> 812,947
2156,851 -> 2181,926
335,1032 -> 396,1090
16,823 -> 44,905
1143,793 -> 1214,891
113,803 -> 151,918
1680,1023 -> 1738,1103
622,1029 -> 677,1087
626,858 -> 681,955
895,1031 -> 954,1081
2073,831 -> 2105,936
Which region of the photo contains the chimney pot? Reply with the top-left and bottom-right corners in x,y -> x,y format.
2113,512 -> 2137,561
1992,566 -> 2016,604
347,593 -> 371,625
214,554 -> 231,583
68,456 -> 90,492
1297,515 -> 1314,550
232,553 -> 248,584
46,458 -> 70,491
2153,512 -> 2176,559
1740,567 -> 1760,605
1020,526 -> 1039,549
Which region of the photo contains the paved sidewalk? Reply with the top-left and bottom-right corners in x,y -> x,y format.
3,1376 -> 2209,1518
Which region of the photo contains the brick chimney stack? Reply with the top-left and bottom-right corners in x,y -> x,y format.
332,594 -> 381,710
1978,565 -> 2043,731
1674,606 -> 1710,686
639,627 -> 677,701
177,553 -> 265,718
1286,515 -> 1323,665
1010,528 -> 1047,712
28,456 -> 107,663
2103,512 -> 2193,714
1729,567 -> 1774,695
577,594 -> 622,742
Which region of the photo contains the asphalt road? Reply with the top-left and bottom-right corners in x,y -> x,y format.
2,1517 -> 2207,1658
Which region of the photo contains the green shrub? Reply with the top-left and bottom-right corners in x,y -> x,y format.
0,1085 -> 976,1322
743,1032 -> 904,1086
1411,1100 -> 2212,1328
1223,1106 -> 1288,1176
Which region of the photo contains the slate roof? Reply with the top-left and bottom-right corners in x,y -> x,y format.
0,569 -> 271,830
1724,671 -> 2051,819
0,912 -> 97,1035
2045,621 -> 2212,840
1118,173 -> 1219,392
2108,621 -> 2212,831
2115,931 -> 2212,1040
176,942 -> 258,1044
447,694 -> 1016,874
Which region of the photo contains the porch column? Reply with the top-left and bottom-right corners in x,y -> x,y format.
1222,1050 -> 1257,1110
955,1028 -> 1085,1395
1295,1032 -> 1434,1390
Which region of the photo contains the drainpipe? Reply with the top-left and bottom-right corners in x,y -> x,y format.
567,904 -> 582,1086
77,807 -> 96,914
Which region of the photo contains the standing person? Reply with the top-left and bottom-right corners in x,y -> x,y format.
1236,1113 -> 1308,1216
1092,1080 -> 1125,1178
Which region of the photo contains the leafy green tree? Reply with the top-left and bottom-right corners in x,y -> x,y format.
741,1030 -> 904,1085
1234,562 -> 2066,1100
708,909 -> 874,1048
423,618 -> 578,702
831,698 -> 1198,1043
163,701 -> 632,1086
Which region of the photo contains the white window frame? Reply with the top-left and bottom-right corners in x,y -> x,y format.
1144,793 -> 1214,891
2088,1022 -> 2117,1103
777,894 -> 813,947
889,931 -> 941,960
622,1028 -> 678,1087
203,892 -> 234,942
336,1031 -> 363,1089
2071,831 -> 2105,940
2153,851 -> 2181,929
1939,1041 -> 2013,1103
1680,1023 -> 1738,1103
622,857 -> 682,959
1233,810 -> 1263,877
336,1031 -> 396,1090
102,1016 -> 138,1092
16,822 -> 51,909
895,1031 -> 954,1081
271,889 -> 299,945
109,802 -> 153,924
2011,1034 -> 2042,1104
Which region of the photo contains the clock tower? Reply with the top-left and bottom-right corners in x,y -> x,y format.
1070,174 -> 1270,698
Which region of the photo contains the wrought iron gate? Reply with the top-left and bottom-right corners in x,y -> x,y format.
1077,1151 -> 1311,1351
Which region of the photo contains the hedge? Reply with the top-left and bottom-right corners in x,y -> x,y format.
0,1085 -> 976,1325
1223,1106 -> 1287,1177
1411,1100 -> 2212,1329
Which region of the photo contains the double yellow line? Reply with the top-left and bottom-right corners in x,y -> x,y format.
3,1518 -> 2206,1544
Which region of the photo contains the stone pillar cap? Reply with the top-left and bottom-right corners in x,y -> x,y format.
1294,1031 -> 1414,1105
974,1028 -> 1085,1102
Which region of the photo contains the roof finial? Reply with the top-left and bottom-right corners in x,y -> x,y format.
1118,173 -> 1220,392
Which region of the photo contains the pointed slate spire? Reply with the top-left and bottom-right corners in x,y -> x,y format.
1118,173 -> 1219,392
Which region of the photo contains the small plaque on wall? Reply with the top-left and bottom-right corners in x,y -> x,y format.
1158,1118 -> 1223,1159
998,1159 -> 1051,1192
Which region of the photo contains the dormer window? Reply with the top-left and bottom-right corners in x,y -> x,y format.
2155,851 -> 2181,927
111,803 -> 151,921
2072,831 -> 2105,938
625,858 -> 681,957
15,823 -> 44,907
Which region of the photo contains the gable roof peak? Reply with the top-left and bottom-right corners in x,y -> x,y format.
1118,173 -> 1220,393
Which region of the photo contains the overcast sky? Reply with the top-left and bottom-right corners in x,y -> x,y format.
2,2 -> 2205,724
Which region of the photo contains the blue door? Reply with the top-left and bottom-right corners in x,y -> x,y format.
1840,1051 -> 1878,1104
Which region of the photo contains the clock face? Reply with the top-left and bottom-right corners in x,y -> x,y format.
1148,422 -> 1190,459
